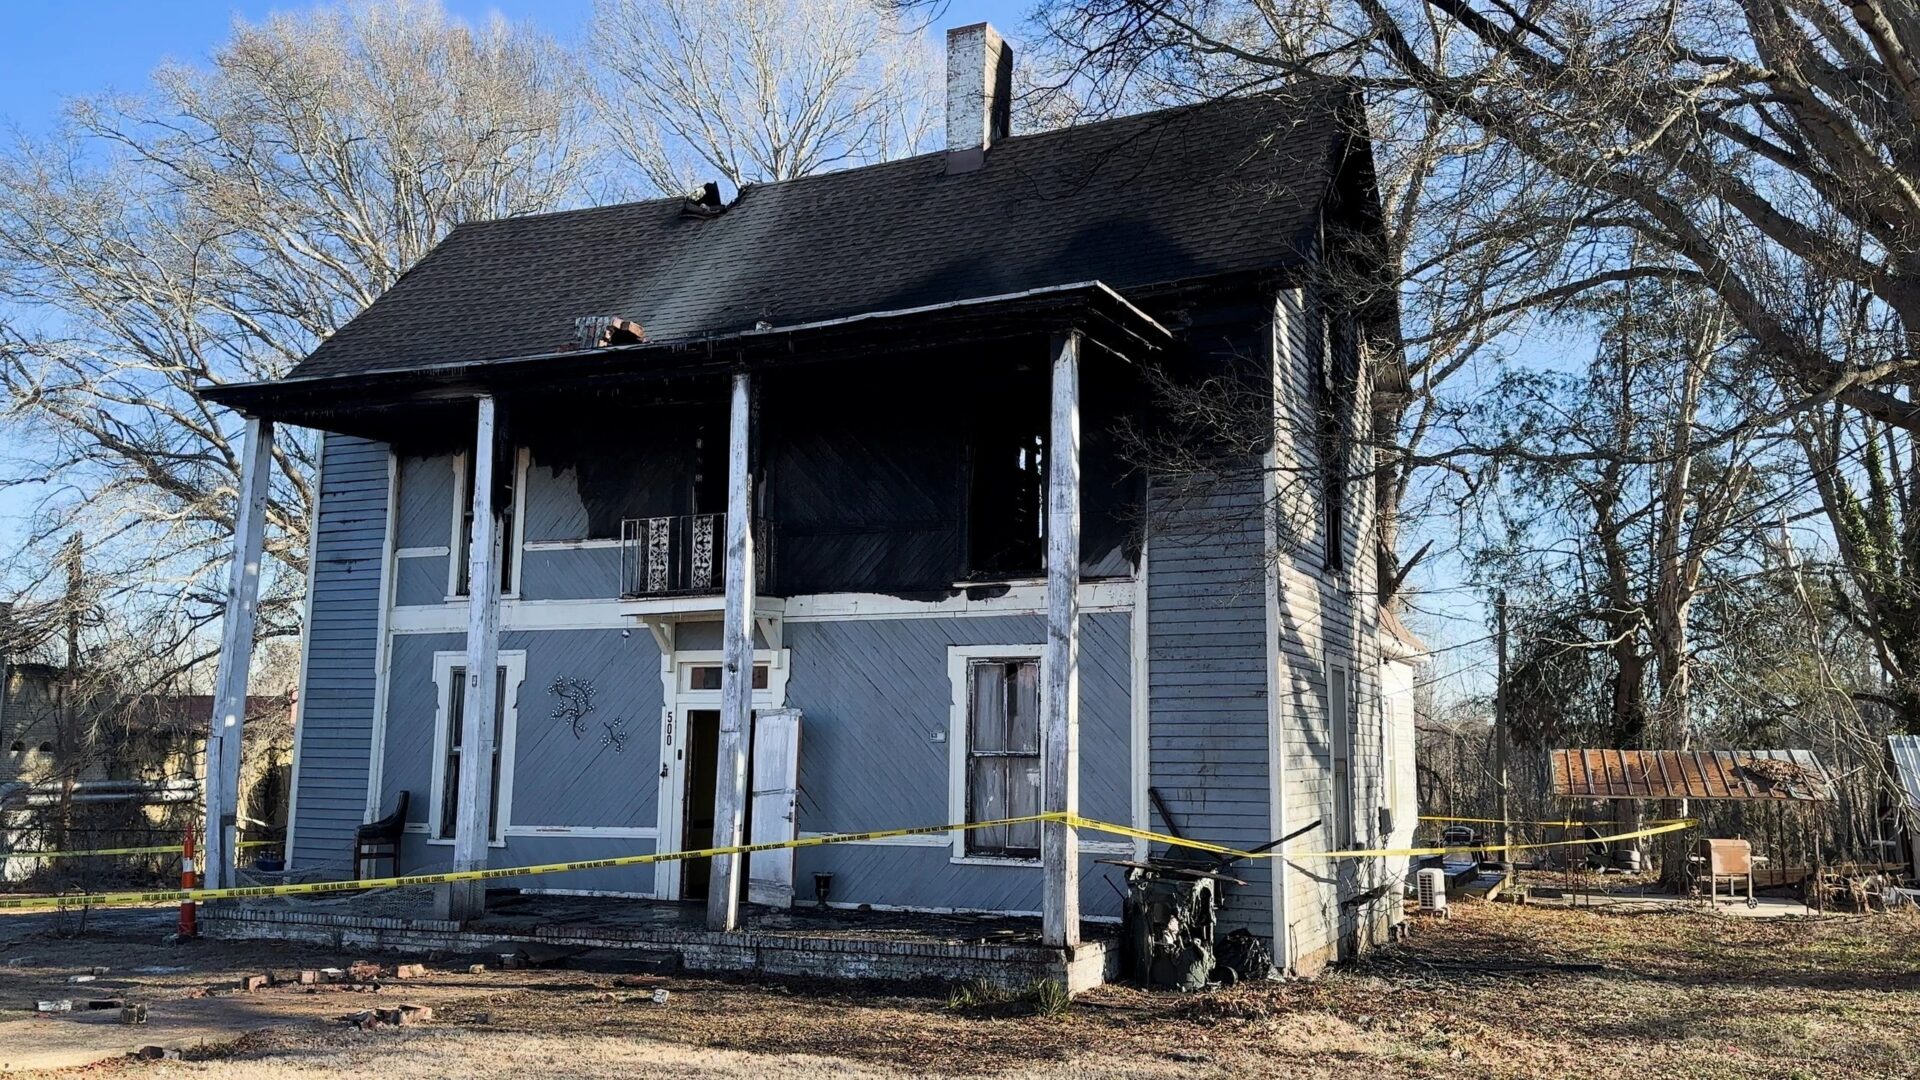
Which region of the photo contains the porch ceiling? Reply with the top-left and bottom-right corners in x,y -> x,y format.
201,281 -> 1170,441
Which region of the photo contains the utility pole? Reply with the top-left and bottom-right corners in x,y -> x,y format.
1494,590 -> 1511,872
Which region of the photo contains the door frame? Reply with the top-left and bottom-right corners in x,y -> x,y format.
654,646 -> 789,900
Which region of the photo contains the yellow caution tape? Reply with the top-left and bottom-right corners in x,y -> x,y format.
1306,818 -> 1693,859
4,844 -> 185,859
0,812 -> 1698,913
3,839 -> 282,860
1075,815 -> 1693,861
0,814 -> 1069,911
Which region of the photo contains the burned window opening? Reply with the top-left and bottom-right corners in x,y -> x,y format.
1317,310 -> 1352,572
965,360 -> 1048,579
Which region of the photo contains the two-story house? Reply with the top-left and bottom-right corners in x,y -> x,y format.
197,23 -> 1416,983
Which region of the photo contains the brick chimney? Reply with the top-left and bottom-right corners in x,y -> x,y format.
946,23 -> 1013,172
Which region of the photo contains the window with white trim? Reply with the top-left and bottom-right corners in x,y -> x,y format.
452,450 -> 517,597
1329,663 -> 1354,848
963,657 -> 1043,859
429,652 -> 524,844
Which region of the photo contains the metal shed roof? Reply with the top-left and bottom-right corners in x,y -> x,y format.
1890,736 -> 1920,813
1549,749 -> 1833,802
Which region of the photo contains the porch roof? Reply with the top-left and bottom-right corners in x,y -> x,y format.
201,280 -> 1171,439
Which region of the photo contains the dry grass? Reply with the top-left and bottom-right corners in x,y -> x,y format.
23,901 -> 1920,1079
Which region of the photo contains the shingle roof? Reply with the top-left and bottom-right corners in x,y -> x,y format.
288,85 -> 1357,381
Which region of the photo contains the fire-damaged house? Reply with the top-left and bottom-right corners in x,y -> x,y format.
196,24 -> 1417,986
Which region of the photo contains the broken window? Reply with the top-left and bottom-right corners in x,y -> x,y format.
966,363 -> 1049,579
964,658 -> 1042,859
436,665 -> 510,843
453,452 -> 517,597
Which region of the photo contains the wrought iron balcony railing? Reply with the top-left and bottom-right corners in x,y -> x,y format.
618,514 -> 768,598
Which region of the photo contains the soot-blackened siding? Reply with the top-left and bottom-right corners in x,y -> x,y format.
290,435 -> 389,874
763,361 -> 966,596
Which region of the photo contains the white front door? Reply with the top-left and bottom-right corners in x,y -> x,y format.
653,648 -> 790,902
747,708 -> 803,907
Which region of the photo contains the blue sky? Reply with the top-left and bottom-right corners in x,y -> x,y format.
0,0 -> 1489,695
0,0 -> 1031,136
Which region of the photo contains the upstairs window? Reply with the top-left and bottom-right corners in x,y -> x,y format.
966,363 -> 1048,579
453,450 -> 517,597
962,657 -> 1043,860
1317,313 -> 1350,572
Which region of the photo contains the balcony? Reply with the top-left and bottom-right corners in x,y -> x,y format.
619,514 -> 770,598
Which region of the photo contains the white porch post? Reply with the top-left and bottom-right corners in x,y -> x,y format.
204,416 -> 274,891
1043,331 -> 1082,948
444,395 -> 503,921
708,371 -> 755,931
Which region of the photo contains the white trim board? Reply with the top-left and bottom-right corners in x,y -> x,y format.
425,649 -> 527,847
1265,288 -> 1294,972
521,538 -> 623,552
386,581 -> 1135,635
1130,532 -> 1151,862
362,449 -> 402,825
503,825 -> 660,840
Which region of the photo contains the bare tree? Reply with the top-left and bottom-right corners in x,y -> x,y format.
0,0 -> 599,683
1020,5 -> 1608,604
594,0 -> 940,194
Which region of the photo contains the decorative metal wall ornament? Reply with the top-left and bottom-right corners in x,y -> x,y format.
600,717 -> 630,754
548,677 -> 597,738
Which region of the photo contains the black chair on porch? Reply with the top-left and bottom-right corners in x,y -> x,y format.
354,790 -> 408,879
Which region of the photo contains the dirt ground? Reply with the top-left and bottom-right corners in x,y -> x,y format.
4,898 -> 1917,1079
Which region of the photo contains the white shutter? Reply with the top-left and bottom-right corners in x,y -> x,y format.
747,708 -> 803,908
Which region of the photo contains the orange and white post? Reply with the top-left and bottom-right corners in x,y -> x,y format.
178,825 -> 198,938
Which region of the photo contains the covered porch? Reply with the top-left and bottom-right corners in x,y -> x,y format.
200,283 -> 1170,951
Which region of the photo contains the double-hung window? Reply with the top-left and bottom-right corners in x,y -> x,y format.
962,657 -> 1043,859
430,653 -> 522,844
452,450 -> 517,597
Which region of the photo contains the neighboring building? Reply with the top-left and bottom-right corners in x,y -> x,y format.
0,649 -> 293,874
203,25 -> 1411,975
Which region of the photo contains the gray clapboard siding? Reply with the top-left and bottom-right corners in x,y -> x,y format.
367,611 -> 1132,915
519,547 -> 622,601
1145,462 -> 1275,938
784,614 -> 1132,833
394,453 -> 454,549
1269,285 -> 1391,971
780,613 -> 1133,916
393,555 -> 447,607
290,436 -> 389,873
793,845 -> 1128,919
397,832 -> 659,895
380,630 -> 664,834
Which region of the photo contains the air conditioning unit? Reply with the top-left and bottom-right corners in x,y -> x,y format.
1417,867 -> 1449,914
